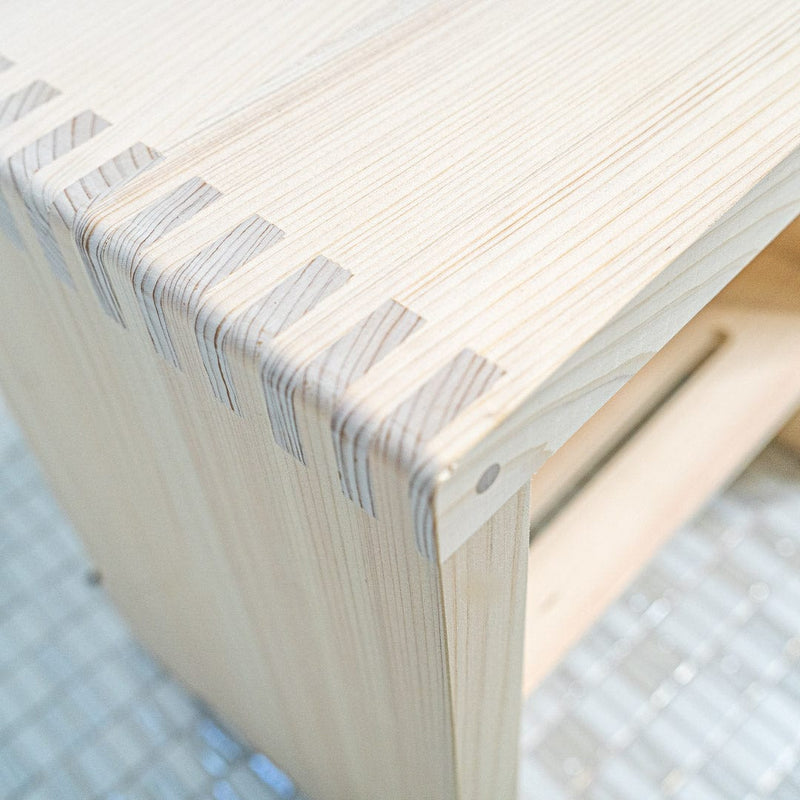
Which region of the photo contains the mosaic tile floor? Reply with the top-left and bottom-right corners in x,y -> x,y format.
520,445 -> 800,799
0,396 -> 799,799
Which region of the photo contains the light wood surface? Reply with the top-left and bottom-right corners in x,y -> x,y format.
442,488 -> 529,800
527,324 -> 724,533
2,3 -> 800,798
779,415 -> 800,455
719,214 -> 800,458
1,1 -> 800,556
0,214 -> 533,797
525,219 -> 800,693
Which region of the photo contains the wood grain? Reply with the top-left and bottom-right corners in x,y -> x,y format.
79,177 -> 222,321
143,213 -> 283,366
7,110 -> 110,282
264,298 -> 425,463
524,225 -> 800,693
201,255 -> 352,413
54,141 -> 161,225
335,348 -> 505,556
1,0 -> 799,552
0,79 -> 58,128
442,487 -> 529,800
1,3 -> 800,797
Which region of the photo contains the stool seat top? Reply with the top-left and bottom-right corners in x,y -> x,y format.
2,0 -> 799,556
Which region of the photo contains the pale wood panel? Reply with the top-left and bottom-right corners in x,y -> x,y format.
433,149 -> 800,558
524,306 -> 800,694
441,487 -> 529,800
528,325 -> 724,532
0,181 -> 462,799
779,415 -> 800,455
1,1 -> 798,555
2,4 -> 800,797
524,222 -> 800,692
0,0 -> 385,147
0,78 -> 58,128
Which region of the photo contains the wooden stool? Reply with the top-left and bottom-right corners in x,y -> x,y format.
1,3 -> 799,797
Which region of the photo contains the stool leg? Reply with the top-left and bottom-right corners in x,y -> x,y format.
0,214 -> 531,799
441,487 -> 530,800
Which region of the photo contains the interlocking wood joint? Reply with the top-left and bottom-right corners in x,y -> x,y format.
3,6 -> 800,795
0,52 -> 506,556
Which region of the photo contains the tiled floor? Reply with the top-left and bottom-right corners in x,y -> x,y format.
1,397 -> 799,799
520,443 -> 800,799
0,408 -> 302,800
